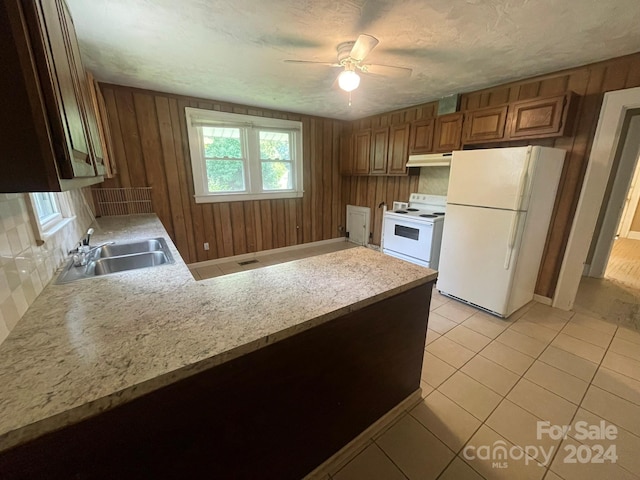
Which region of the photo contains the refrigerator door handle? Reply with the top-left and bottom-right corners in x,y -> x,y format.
514,152 -> 531,210
504,212 -> 520,269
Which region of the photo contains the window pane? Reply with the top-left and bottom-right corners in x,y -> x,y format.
262,162 -> 292,190
203,127 -> 242,159
206,160 -> 246,192
259,131 -> 291,161
33,193 -> 59,223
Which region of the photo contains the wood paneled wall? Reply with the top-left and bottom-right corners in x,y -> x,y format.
342,52 -> 640,298
101,52 -> 640,297
341,103 -> 438,247
98,84 -> 346,264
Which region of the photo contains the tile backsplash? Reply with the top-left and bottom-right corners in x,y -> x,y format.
0,189 -> 94,344
417,166 -> 450,196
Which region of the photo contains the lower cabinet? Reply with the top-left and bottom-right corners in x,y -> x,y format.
0,284 -> 433,480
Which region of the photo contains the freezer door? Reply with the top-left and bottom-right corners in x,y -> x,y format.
448,146 -> 535,210
437,204 -> 526,316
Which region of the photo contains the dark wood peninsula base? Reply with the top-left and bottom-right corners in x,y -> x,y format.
0,282 -> 433,479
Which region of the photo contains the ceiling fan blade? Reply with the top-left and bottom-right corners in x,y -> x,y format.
361,63 -> 412,78
349,34 -> 379,62
284,60 -> 341,67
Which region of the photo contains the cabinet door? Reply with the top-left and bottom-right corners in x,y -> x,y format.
463,106 -> 508,144
353,130 -> 371,175
387,123 -> 411,175
339,133 -> 354,175
433,113 -> 463,152
87,72 -> 117,177
33,0 -> 95,178
60,2 -> 105,173
507,94 -> 567,139
370,127 -> 389,175
409,118 -> 434,154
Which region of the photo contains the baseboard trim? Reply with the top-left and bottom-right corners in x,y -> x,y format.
628,231 -> 640,240
303,389 -> 423,479
187,237 -> 347,268
533,294 -> 553,306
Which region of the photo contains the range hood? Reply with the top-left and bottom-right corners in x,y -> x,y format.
406,152 -> 452,167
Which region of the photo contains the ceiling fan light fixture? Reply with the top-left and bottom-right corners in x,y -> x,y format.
338,70 -> 360,92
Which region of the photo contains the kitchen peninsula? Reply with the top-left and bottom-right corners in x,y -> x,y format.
0,215 -> 436,479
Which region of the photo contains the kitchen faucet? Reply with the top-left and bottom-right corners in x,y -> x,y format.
82,228 -> 94,246
69,230 -> 115,267
71,242 -> 116,267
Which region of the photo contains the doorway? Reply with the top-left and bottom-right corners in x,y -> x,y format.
587,112 -> 640,286
554,87 -> 640,312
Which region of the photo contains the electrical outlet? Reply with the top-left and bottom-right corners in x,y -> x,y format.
204,242 -> 209,251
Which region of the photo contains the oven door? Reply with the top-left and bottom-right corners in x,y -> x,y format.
382,215 -> 433,263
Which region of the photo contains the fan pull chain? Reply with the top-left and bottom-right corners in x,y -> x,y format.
348,91 -> 352,107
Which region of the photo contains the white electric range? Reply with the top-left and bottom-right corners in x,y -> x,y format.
382,193 -> 447,269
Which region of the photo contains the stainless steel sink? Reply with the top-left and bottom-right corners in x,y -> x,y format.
91,238 -> 165,259
55,237 -> 175,284
88,251 -> 171,275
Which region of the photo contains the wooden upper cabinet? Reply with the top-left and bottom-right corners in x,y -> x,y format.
0,0 -> 104,192
463,106 -> 508,144
339,133 -> 354,175
33,0 -> 95,178
409,118 -> 434,154
433,113 -> 463,152
370,127 -> 389,175
62,4 -> 106,172
507,92 -> 577,139
353,130 -> 371,175
387,123 -> 411,175
86,72 -> 117,177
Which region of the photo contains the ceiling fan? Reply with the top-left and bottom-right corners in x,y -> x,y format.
284,34 -> 412,93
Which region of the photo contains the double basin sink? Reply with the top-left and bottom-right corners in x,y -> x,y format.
56,237 -> 175,284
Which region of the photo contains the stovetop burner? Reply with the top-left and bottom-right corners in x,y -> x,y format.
394,210 -> 408,214
433,212 -> 445,216
420,214 -> 437,218
406,208 -> 419,212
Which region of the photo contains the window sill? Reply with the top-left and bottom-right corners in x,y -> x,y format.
41,216 -> 76,241
194,192 -> 303,203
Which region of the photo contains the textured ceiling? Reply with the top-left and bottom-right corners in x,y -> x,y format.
67,0 -> 640,120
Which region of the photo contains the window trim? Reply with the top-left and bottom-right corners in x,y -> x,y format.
27,192 -> 75,244
185,108 -> 304,203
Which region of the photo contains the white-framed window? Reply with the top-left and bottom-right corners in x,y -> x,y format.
28,192 -> 75,242
185,108 -> 303,203
32,192 -> 62,229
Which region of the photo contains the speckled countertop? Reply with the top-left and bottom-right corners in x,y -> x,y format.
0,214 -> 437,452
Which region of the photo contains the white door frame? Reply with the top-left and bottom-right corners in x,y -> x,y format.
553,87 -> 640,311
618,151 -> 640,238
588,115 -> 640,277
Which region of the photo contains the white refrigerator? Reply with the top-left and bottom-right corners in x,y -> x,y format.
437,146 -> 565,317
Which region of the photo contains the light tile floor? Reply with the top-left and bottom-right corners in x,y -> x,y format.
191,243 -> 640,480
330,288 -> 640,480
